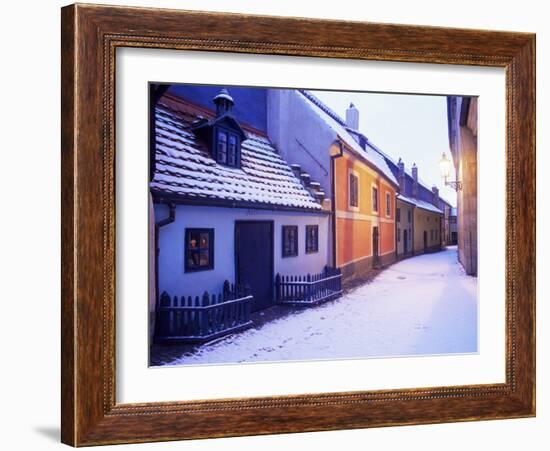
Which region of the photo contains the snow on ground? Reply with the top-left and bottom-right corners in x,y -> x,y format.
169,246 -> 477,366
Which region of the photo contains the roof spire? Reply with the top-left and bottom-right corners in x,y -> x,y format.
213,88 -> 234,116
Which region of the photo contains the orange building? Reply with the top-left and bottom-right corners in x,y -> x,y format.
267,91 -> 400,286
330,142 -> 398,283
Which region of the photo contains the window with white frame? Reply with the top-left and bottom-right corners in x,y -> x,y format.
349,172 -> 359,209
372,186 -> 378,212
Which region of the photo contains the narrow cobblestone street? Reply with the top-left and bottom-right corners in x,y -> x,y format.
164,246 -> 477,366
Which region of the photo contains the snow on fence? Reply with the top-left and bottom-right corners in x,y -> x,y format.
275,266 -> 343,306
155,281 -> 253,344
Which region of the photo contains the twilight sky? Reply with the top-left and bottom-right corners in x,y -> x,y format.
314,90 -> 457,206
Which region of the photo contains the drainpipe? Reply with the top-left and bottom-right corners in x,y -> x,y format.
330,141 -> 344,268
156,202 -> 176,228
154,202 -> 176,324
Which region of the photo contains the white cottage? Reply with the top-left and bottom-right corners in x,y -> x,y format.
150,89 -> 331,314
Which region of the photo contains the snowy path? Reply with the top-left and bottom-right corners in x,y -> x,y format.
170,247 -> 477,366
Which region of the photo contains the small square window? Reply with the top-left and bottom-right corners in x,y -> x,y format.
305,225 -> 319,254
185,228 -> 214,272
282,225 -> 298,257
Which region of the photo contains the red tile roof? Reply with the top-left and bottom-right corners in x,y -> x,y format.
150,97 -> 323,211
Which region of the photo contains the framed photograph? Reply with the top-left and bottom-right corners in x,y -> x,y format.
61,3 -> 535,446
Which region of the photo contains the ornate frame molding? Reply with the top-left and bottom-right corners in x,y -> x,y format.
61,4 -> 535,446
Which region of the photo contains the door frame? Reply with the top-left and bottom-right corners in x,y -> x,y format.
234,220 -> 275,307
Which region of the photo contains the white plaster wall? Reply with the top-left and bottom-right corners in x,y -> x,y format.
155,203 -> 330,297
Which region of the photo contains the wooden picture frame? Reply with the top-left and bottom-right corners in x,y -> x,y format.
61,3 -> 535,446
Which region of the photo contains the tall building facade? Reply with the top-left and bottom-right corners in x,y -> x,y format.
447,96 -> 478,276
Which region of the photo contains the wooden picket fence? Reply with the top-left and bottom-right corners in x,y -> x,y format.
154,281 -> 253,344
275,266 -> 343,306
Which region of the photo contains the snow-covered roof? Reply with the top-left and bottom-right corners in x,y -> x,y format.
350,127 -> 455,208
397,193 -> 443,214
298,90 -> 398,187
151,99 -> 322,211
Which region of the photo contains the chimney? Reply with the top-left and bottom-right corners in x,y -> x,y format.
310,182 -> 323,202
213,88 -> 234,116
290,163 -> 302,178
300,172 -> 311,186
309,181 -> 321,193
345,102 -> 359,130
431,186 -> 440,208
397,158 -> 405,193
412,163 -> 419,198
315,190 -> 326,203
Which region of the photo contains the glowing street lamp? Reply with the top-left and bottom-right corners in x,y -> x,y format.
439,152 -> 462,191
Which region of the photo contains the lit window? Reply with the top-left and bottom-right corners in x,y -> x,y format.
305,225 -> 319,254
185,228 -> 214,272
282,226 -> 298,257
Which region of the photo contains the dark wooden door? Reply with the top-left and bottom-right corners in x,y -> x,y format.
372,226 -> 379,266
235,221 -> 274,312
423,230 -> 428,251
403,229 -> 408,254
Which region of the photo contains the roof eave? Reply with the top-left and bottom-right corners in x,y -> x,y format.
151,190 -> 330,215
338,137 -> 399,189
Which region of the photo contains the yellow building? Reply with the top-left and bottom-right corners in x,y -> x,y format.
412,205 -> 443,254
395,198 -> 414,258
393,160 -> 444,256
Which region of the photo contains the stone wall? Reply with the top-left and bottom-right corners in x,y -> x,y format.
447,97 -> 478,276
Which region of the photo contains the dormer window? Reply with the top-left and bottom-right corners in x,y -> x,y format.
214,128 -> 241,167
192,88 -> 246,169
